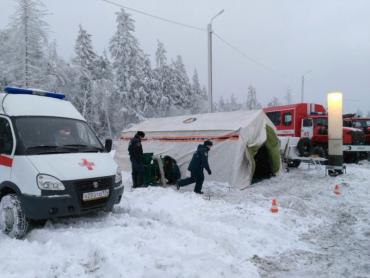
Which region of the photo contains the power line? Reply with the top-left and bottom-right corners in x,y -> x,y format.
102,0 -> 292,88
101,0 -> 205,32
213,32 -> 285,77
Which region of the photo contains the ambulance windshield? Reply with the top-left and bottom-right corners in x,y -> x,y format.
13,117 -> 104,154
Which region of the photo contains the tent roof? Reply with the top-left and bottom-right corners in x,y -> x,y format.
123,110 -> 270,133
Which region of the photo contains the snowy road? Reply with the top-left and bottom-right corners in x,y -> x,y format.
1,163 -> 370,278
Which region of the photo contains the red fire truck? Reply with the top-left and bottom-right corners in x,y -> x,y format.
343,116 -> 370,145
263,103 -> 367,163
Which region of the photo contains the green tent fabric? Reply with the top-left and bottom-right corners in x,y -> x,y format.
264,125 -> 281,174
247,125 -> 280,183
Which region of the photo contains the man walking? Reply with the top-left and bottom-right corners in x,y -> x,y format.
128,131 -> 145,188
177,140 -> 213,194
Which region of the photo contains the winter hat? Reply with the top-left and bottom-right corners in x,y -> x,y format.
136,131 -> 145,138
204,140 -> 213,147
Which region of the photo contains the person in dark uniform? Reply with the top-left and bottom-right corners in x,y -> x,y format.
163,155 -> 181,185
177,140 -> 213,194
128,131 -> 145,188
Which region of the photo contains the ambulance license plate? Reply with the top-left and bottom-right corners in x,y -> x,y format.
82,189 -> 109,201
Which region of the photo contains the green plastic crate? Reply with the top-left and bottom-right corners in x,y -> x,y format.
142,153 -> 160,186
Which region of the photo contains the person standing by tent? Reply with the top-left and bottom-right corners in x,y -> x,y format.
177,140 -> 213,194
128,131 -> 145,188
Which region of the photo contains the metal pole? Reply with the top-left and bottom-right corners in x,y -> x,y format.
207,23 -> 213,112
301,75 -> 304,103
207,9 -> 224,113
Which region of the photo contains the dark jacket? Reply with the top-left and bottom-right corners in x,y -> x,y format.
128,135 -> 143,161
188,144 -> 211,175
163,156 -> 181,183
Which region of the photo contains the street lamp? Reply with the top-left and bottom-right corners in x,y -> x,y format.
301,70 -> 311,103
207,9 -> 224,113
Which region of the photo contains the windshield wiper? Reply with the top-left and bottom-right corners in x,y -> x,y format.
26,145 -> 75,154
62,144 -> 104,152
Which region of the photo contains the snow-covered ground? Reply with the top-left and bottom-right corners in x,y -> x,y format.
1,162 -> 370,278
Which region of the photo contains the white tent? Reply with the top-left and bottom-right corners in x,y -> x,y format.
115,110 -> 280,188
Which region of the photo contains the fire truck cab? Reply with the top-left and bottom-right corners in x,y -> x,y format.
343,117 -> 370,145
263,103 -> 366,162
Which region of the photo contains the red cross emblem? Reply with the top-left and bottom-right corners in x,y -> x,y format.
79,159 -> 95,170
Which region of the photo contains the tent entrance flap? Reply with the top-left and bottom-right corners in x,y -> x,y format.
248,126 -> 281,184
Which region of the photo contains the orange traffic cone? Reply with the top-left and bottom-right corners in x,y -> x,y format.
334,184 -> 341,195
271,199 -> 278,213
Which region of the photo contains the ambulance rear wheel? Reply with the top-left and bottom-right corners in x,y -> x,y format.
0,194 -> 29,239
297,138 -> 312,157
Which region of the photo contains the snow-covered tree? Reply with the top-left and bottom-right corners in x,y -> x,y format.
0,29 -> 12,89
0,3 -> 209,137
109,8 -> 148,132
6,0 -> 49,87
191,69 -> 207,113
155,40 -> 167,68
72,25 -> 98,121
216,94 -> 242,112
73,25 -> 97,75
90,52 -> 114,138
284,88 -> 293,104
229,94 -> 241,111
217,97 -> 226,112
267,96 -> 281,107
153,41 -> 174,116
170,55 -> 192,111
246,86 -> 261,110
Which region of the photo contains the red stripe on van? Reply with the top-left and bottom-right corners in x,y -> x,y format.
0,155 -> 13,167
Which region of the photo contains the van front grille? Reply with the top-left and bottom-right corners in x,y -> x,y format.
73,176 -> 114,209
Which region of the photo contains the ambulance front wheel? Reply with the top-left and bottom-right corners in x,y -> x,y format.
0,194 -> 29,239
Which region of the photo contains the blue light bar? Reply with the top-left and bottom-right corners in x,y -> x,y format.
4,87 -> 65,99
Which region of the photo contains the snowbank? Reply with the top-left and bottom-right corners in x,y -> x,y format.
1,163 -> 370,277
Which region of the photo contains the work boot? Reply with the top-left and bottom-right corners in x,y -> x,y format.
194,191 -> 204,195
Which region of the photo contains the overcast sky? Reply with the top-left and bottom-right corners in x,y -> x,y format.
1,0 -> 369,113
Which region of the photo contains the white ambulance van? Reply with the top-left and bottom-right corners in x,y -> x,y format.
0,87 -> 123,238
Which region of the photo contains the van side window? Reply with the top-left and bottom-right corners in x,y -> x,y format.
266,112 -> 281,126
0,118 -> 13,155
302,118 -> 313,127
283,112 -> 292,126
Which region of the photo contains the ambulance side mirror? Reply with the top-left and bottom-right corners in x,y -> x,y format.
105,139 -> 113,152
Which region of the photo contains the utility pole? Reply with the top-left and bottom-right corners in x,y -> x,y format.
207,9 -> 224,113
301,70 -> 311,103
301,75 -> 304,103
207,23 -> 213,112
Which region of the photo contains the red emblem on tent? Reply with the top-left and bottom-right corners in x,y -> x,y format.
79,159 -> 95,170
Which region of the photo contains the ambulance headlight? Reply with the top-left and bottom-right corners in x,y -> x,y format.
115,167 -> 122,184
37,174 -> 65,191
